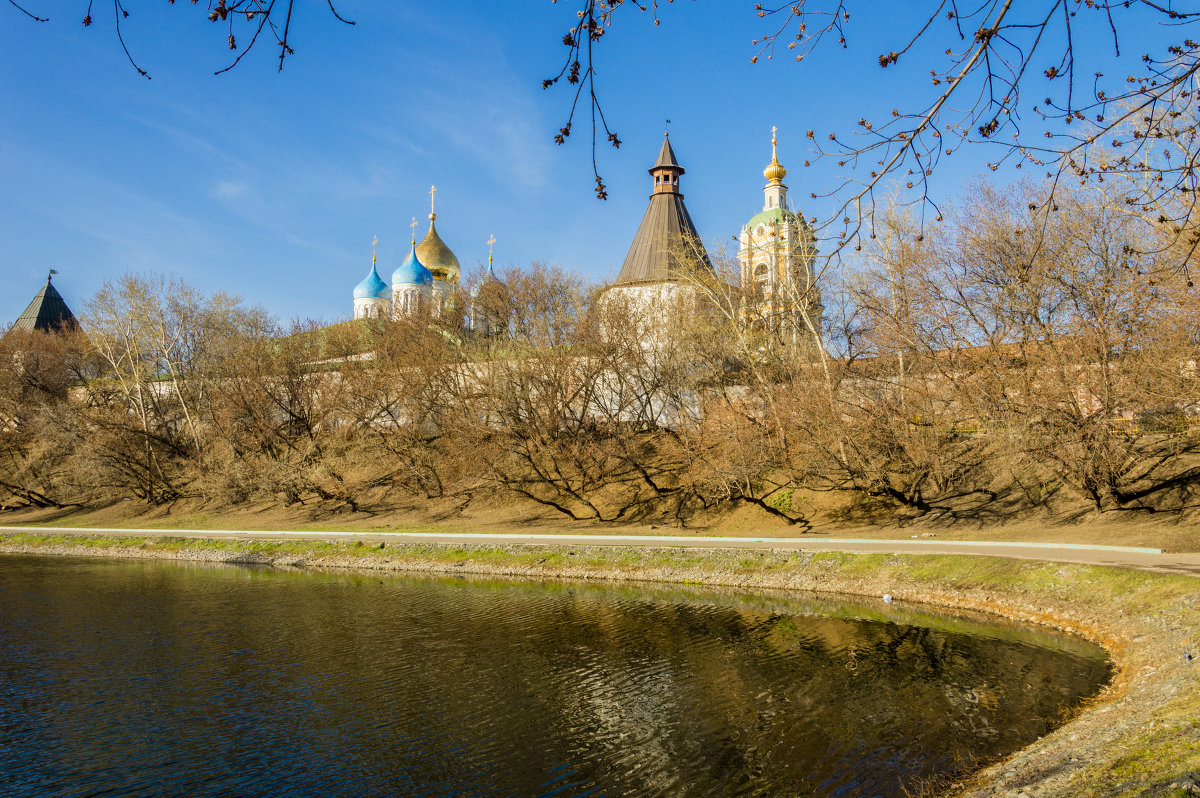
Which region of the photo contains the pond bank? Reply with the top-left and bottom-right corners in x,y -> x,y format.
2,531 -> 1197,797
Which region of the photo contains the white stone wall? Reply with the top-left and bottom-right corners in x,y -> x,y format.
354,297 -> 390,320
391,285 -> 431,320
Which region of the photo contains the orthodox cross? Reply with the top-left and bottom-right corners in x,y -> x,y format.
410,217 -> 418,245
371,235 -> 378,265
429,185 -> 437,218
487,234 -> 496,267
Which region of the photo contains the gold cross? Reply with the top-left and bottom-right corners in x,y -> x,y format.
371,235 -> 378,264
487,234 -> 496,266
410,217 -> 418,245
429,184 -> 437,216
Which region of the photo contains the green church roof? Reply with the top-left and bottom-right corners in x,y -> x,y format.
745,206 -> 806,230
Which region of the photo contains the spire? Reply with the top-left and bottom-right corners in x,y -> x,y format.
764,126 -> 787,184
652,132 -> 683,173
762,127 -> 789,212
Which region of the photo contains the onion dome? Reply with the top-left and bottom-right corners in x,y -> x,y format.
415,214 -> 461,282
764,128 -> 787,183
353,261 -> 390,300
392,244 -> 433,287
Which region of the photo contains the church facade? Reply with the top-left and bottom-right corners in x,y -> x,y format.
349,130 -> 822,353
352,188 -> 462,323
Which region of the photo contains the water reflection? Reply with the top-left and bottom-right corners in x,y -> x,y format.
0,556 -> 1110,797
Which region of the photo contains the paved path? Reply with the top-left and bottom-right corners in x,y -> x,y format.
5,525 -> 1200,576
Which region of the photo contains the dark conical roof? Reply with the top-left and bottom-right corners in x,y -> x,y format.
12,278 -> 78,333
615,136 -> 711,285
651,135 -> 683,173
615,195 -> 710,284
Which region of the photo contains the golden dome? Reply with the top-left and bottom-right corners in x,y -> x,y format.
415,214 -> 460,283
763,127 -> 787,183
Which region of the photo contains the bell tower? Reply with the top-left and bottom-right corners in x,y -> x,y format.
737,128 -> 823,354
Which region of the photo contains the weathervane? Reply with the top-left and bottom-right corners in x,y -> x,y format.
665,118 -> 671,136
47,268 -> 58,282
429,185 -> 437,220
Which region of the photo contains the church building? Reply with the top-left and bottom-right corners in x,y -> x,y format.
351,187 -> 462,323
348,130 -> 823,355
737,129 -> 823,353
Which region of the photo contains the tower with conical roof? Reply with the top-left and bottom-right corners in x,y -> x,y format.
737,128 -> 822,353
353,237 -> 391,320
11,271 -> 78,334
603,132 -> 714,344
415,185 -> 461,320
613,132 -> 712,286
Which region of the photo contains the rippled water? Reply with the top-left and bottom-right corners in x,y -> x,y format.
0,555 -> 1109,797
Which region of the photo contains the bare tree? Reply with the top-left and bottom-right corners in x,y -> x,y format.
0,326 -> 91,508
10,0 -> 356,77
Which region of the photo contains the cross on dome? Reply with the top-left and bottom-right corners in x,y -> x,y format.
429,185 -> 437,220
764,126 -> 787,184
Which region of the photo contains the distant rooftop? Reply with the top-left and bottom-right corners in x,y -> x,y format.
11,275 -> 78,333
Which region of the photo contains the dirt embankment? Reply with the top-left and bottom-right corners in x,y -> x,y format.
1,532 -> 1198,797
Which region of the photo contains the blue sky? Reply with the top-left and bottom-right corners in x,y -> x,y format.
0,2 -> 1178,325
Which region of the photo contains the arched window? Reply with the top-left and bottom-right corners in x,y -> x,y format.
753,263 -> 769,301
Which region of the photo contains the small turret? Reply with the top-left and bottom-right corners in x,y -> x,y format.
470,234 -> 509,338
392,219 -> 434,319
353,236 -> 391,320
